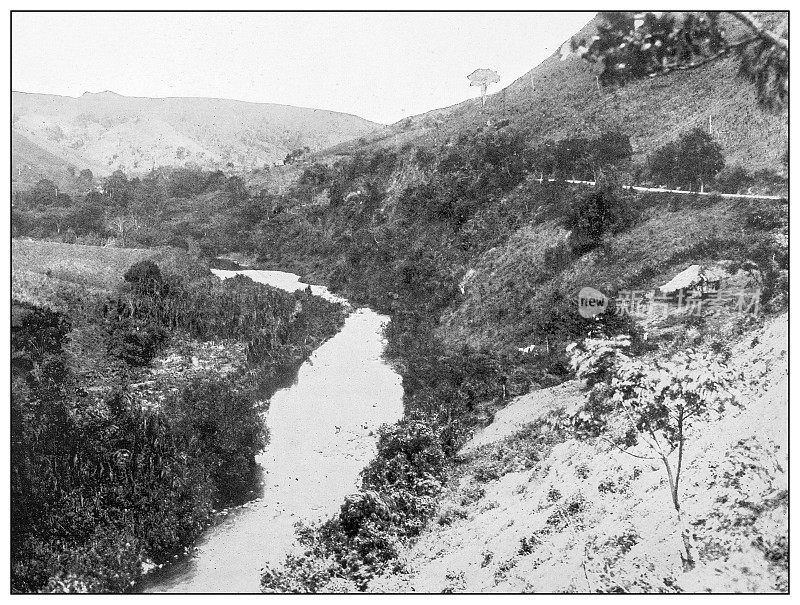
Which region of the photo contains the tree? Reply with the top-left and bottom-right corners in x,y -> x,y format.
70,192 -> 106,235
108,214 -> 136,246
563,173 -> 633,253
553,137 -> 592,179
103,170 -> 132,206
55,192 -> 73,207
715,164 -> 754,193
589,131 -> 633,178
123,259 -> 164,295
226,176 -> 248,203
526,140 -> 557,179
78,168 -> 94,189
131,173 -> 168,223
467,68 -> 500,106
569,336 -> 740,568
648,128 -> 725,191
168,166 -> 208,198
564,11 -> 788,110
30,179 -> 58,207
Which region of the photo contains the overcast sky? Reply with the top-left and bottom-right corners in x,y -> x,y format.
12,11 -> 594,124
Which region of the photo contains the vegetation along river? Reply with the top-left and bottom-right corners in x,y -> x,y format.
142,269 -> 404,593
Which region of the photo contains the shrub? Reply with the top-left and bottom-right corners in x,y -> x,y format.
261,419 -> 447,591
715,164 -> 754,194
105,315 -> 166,366
569,335 -> 741,568
563,176 -> 635,254
123,260 -> 164,295
167,378 -> 267,502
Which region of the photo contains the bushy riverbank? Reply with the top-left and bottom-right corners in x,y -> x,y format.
11,243 -> 346,593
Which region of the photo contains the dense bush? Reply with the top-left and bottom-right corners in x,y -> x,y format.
12,257 -> 346,592
398,129 -> 527,229
12,166 -> 255,249
167,378 -> 268,502
12,302 -> 216,592
124,259 -> 165,294
715,164 -> 755,194
563,175 -> 636,253
261,419 -> 447,592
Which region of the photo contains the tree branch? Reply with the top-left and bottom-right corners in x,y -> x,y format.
730,11 -> 789,52
600,435 -> 658,461
646,36 -> 759,78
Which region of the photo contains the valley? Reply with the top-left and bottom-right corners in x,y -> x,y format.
10,10 -> 789,595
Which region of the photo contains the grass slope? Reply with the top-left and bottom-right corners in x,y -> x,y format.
439,193 -> 787,350
326,12 -> 787,175
12,239 -> 156,290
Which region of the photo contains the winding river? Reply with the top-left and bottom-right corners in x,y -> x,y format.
142,269 -> 404,593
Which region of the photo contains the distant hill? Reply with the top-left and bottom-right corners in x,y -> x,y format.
11,90 -> 380,189
327,12 -> 787,175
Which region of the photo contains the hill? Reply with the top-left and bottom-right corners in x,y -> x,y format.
11,90 -> 380,189
325,12 -> 787,175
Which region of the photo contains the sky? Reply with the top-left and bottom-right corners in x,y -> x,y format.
12,11 -> 594,125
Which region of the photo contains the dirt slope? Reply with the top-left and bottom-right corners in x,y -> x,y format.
369,313 -> 788,593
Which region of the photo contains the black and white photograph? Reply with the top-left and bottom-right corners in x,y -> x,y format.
8,7 -> 790,595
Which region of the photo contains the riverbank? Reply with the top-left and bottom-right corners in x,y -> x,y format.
142,273 -> 403,593
11,247 -> 349,593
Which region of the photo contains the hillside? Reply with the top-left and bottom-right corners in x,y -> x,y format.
324,12 -> 787,175
228,17 -> 787,594
11,90 -> 380,188
368,312 -> 788,593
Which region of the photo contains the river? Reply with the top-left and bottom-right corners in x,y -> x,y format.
141,269 -> 404,593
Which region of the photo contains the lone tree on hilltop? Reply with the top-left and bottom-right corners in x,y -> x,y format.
468,68 -> 501,106
562,11 -> 788,110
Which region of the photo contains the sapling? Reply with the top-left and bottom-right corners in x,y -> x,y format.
569,336 -> 741,568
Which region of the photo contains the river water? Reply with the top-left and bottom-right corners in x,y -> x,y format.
142,269 -> 404,593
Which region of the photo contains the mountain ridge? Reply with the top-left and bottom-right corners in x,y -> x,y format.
11,89 -> 381,190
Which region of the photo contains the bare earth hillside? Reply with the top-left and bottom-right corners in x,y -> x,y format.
369,313 -> 788,593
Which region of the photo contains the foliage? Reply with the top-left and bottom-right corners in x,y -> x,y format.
261,419 -> 447,592
11,250 -> 346,592
123,259 -> 165,294
563,174 -> 636,253
166,378 -> 267,502
569,336 -> 741,512
527,131 -> 632,181
13,166 -> 256,249
715,164 -> 754,193
572,11 -> 788,110
399,128 -> 527,228
647,128 -> 725,190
